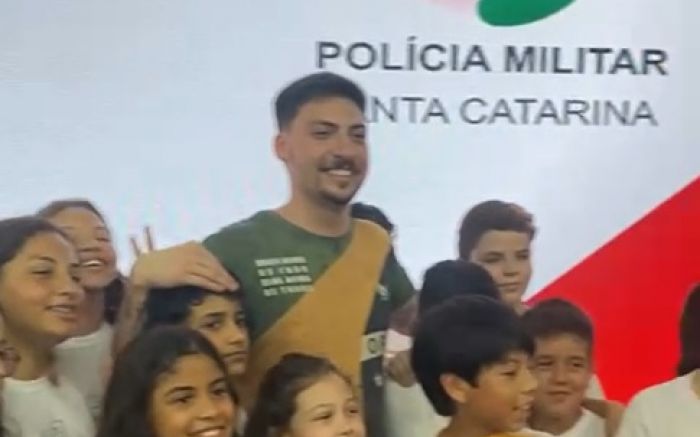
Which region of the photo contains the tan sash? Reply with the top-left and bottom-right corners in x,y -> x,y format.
236,219 -> 390,407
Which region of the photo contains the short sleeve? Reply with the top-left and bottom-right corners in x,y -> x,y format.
615,395 -> 650,437
203,223 -> 255,280
383,248 -> 416,310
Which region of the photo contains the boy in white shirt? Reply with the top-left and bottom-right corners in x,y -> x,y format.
615,284 -> 700,437
412,295 -> 539,437
386,260 -> 501,437
457,201 -> 606,400
522,299 -> 607,437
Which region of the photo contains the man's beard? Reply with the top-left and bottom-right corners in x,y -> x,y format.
318,185 -> 360,208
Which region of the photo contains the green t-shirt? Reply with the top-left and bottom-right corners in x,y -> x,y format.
204,210 -> 415,437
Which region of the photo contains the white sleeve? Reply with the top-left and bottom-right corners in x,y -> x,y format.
615,396 -> 650,437
384,380 -> 446,437
586,374 -> 606,399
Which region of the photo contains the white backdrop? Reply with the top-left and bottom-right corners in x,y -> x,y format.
1,0 -> 698,295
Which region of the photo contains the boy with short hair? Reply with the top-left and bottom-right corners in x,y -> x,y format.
418,260 -> 500,316
522,299 -> 605,437
412,295 -> 539,437
458,200 -> 535,315
143,286 -> 250,378
386,260 -> 503,437
458,201 -> 606,401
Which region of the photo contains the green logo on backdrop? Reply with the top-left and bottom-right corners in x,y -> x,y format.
477,0 -> 576,26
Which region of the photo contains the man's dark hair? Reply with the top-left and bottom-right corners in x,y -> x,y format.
458,200 -> 536,259
412,295 -> 533,417
418,260 -> 500,316
275,72 -> 365,130
521,298 -> 594,352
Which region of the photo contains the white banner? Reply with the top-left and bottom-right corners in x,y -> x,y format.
0,0 -> 697,296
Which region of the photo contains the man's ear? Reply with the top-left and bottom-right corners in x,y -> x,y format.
274,132 -> 289,162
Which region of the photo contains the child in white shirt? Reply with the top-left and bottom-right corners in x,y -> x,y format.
0,216 -> 94,437
39,199 -> 123,420
615,284 -> 700,437
522,299 -> 607,437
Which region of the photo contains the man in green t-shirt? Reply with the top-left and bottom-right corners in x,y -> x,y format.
204,72 -> 417,437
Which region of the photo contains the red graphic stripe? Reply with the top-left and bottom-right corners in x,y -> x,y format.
529,176 -> 700,402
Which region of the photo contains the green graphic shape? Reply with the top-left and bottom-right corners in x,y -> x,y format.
478,0 -> 576,26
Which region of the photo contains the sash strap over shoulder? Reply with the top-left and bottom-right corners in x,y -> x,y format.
236,219 -> 391,407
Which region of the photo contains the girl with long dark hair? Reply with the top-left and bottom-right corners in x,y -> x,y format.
98,326 -> 238,437
37,199 -> 124,419
0,216 -> 93,436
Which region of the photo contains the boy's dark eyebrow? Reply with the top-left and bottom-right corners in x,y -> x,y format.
200,312 -> 226,321
568,356 -> 587,361
309,120 -> 338,129
481,250 -> 504,256
534,355 -> 554,360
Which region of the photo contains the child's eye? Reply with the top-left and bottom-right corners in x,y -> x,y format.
212,387 -> 229,397
235,315 -> 247,328
313,413 -> 333,422
202,320 -> 223,330
170,395 -> 192,405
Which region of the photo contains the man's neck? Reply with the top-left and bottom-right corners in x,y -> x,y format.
277,196 -> 351,237
529,408 -> 582,436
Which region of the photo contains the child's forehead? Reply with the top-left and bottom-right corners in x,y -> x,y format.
474,351 -> 531,380
534,333 -> 591,352
193,293 -> 242,311
490,350 -> 532,366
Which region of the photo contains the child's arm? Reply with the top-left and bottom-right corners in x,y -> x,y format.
581,398 -> 625,437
